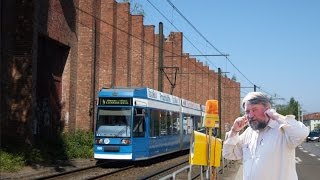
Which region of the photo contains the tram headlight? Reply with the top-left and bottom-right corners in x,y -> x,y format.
95,139 -> 103,144
103,138 -> 110,144
121,139 -> 131,145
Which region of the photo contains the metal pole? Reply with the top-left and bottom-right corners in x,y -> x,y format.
298,106 -> 301,121
208,128 -> 212,180
91,1 -> 98,132
158,22 -> 164,92
218,68 -> 222,139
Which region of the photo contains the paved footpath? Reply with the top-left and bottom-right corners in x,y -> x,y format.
222,161 -> 242,180
216,160 -> 242,180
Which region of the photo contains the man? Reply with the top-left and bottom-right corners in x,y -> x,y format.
223,92 -> 309,180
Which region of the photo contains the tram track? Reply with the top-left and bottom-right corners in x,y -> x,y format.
34,160 -> 136,180
33,152 -> 191,180
137,160 -> 189,180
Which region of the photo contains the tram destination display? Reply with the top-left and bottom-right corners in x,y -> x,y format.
98,98 -> 132,106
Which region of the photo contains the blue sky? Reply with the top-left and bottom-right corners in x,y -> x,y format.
126,0 -> 320,113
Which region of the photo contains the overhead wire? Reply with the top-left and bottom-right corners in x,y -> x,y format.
45,0 -> 259,104
165,0 -> 254,84
164,0 -> 286,101
46,1 -> 222,91
146,0 -> 219,69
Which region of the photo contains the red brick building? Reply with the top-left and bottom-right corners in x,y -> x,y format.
0,0 -> 240,146
303,113 -> 320,120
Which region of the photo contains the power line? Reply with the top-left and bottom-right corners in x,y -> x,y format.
165,0 -> 255,85
164,0 -> 287,101
146,0 -> 219,69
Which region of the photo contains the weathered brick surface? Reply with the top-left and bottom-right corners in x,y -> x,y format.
180,54 -> 190,100
1,0 -> 34,145
202,65 -> 210,104
44,0 -> 79,131
222,78 -> 231,133
209,70 -> 217,99
115,3 -> 130,87
163,39 -> 173,94
189,58 -> 197,102
130,15 -> 143,87
167,32 -> 182,97
75,0 -> 94,130
143,25 -> 155,88
195,61 -> 203,103
304,113 -> 320,120
154,34 -> 160,90
98,0 -> 116,89
1,0 -> 241,141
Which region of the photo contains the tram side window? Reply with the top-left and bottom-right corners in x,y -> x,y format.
193,116 -> 202,130
150,109 -> 179,137
165,111 -> 179,135
183,114 -> 194,135
133,108 -> 145,137
166,112 -> 172,135
160,111 -> 168,136
159,110 -> 180,136
150,109 -> 160,137
172,112 -> 180,135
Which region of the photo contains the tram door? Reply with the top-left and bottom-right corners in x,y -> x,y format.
132,107 -> 147,159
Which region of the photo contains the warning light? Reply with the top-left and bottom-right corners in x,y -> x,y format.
205,100 -> 218,114
204,100 -> 219,128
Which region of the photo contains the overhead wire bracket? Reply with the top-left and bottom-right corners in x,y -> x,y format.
160,66 -> 179,94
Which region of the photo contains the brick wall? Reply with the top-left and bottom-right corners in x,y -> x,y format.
43,0 -> 79,132
163,39 -> 173,94
153,34 -> 159,90
189,58 -> 197,102
130,15 -> 144,87
98,0 -> 115,89
115,3 -> 130,87
167,32 -> 182,97
143,25 -> 155,88
1,0 -> 241,141
304,113 -> 320,120
75,0 -> 95,130
1,0 -> 34,145
195,61 -> 203,103
202,66 -> 210,104
208,70 -> 216,100
180,54 -> 190,99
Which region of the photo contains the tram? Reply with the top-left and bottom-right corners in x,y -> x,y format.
94,87 -> 204,160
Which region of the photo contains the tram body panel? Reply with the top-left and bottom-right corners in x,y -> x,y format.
94,87 -> 204,161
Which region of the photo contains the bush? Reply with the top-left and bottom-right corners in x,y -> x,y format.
61,130 -> 94,159
1,130 -> 94,172
0,150 -> 25,172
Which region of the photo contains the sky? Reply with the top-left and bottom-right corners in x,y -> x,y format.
125,0 -> 320,113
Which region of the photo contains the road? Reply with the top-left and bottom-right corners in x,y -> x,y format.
296,142 -> 320,180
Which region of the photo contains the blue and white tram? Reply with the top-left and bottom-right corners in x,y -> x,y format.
94,87 -> 204,161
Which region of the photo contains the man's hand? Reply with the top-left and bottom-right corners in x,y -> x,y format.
231,116 -> 248,133
264,109 -> 285,120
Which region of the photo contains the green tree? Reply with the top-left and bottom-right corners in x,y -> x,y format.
288,97 -> 300,118
274,97 -> 300,119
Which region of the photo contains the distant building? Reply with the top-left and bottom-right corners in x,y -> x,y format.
303,112 -> 320,132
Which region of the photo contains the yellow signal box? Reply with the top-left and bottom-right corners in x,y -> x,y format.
189,131 -> 222,167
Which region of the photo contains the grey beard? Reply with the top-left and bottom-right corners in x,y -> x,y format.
249,120 -> 268,131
